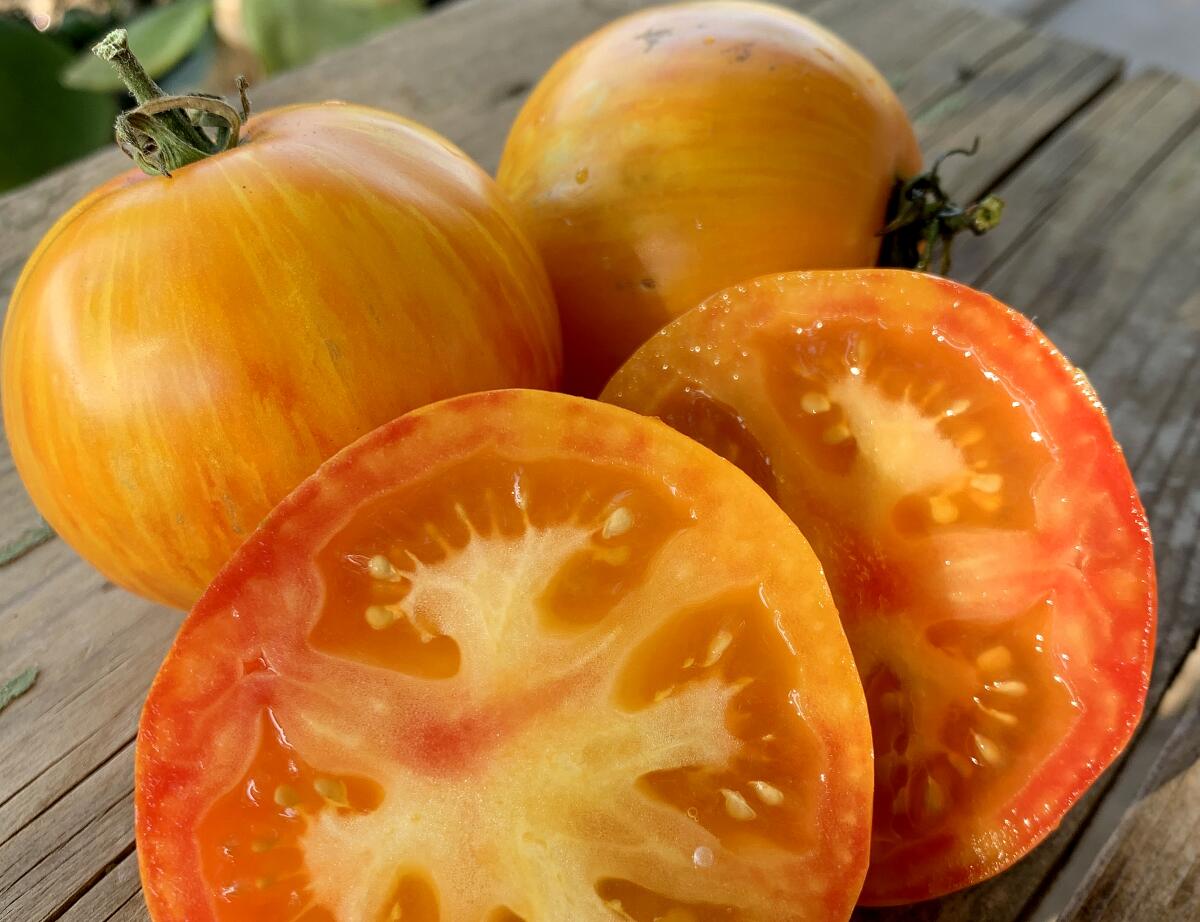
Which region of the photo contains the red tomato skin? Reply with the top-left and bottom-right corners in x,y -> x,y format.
498,1 -> 922,394
2,104 -> 561,609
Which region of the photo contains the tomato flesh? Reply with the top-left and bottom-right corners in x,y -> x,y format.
602,270 -> 1155,903
137,390 -> 873,921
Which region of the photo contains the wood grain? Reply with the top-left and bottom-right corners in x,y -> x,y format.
0,0 -> 1195,920
1059,644 -> 1200,920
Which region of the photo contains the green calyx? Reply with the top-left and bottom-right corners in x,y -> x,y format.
879,138 -> 1005,275
95,29 -> 250,177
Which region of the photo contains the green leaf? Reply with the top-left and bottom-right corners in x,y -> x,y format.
0,667 -> 38,715
61,0 -> 213,93
241,0 -> 422,75
0,20 -> 118,192
157,24 -> 218,96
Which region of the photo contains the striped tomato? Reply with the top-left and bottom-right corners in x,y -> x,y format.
2,40 -> 561,609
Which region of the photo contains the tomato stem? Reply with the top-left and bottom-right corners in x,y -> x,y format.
94,29 -> 249,178
878,139 -> 1004,274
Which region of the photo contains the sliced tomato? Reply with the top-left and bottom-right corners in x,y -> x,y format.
602,270 -> 1156,904
136,389 -> 873,921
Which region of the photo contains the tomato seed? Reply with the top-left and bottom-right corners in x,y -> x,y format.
721,788 -> 757,821
365,605 -> 396,630
748,780 -> 784,806
976,646 -> 1014,672
602,506 -> 634,539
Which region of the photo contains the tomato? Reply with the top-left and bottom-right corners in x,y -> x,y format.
497,1 -> 921,395
602,270 -> 1156,903
136,389 -> 873,921
2,101 -> 561,609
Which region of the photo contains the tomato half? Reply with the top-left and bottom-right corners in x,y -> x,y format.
3,102 -> 561,610
602,271 -> 1156,903
136,390 -> 873,921
497,1 -> 920,394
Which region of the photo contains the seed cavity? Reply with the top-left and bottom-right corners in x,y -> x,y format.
593,545 -> 632,565
748,780 -> 784,806
822,423 -> 852,444
720,788 -> 757,821
976,646 -> 1013,672
973,732 -> 1003,766
929,496 -> 959,524
990,679 -> 1028,697
314,777 -> 349,806
960,427 -> 986,446
250,837 -> 275,853
801,392 -> 831,414
273,784 -> 300,808
602,506 -> 634,539
703,629 -> 733,667
970,473 -> 1003,494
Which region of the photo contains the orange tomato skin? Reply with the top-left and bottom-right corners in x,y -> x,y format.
2,103 -> 562,610
497,0 -> 921,395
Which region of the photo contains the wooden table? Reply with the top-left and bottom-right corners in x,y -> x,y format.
1,0 -> 1197,919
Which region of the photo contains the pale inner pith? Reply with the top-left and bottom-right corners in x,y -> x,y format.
825,374 -> 966,499
198,459 -> 834,922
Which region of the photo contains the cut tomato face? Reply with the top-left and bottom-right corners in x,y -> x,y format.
136,390 -> 872,921
602,271 -> 1156,904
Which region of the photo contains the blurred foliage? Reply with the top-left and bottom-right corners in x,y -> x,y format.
0,16 -> 118,191
61,0 -> 211,92
241,0 -> 422,74
0,0 -> 426,192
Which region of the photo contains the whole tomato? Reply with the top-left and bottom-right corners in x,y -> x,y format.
498,1 -> 923,395
2,34 -> 561,609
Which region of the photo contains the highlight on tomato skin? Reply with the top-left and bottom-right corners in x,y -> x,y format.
497,0 -> 922,395
601,269 -> 1156,904
135,389 -> 874,922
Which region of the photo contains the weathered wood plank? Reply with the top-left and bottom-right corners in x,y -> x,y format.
58,849 -> 143,922
953,70 -> 1200,284
916,25 -> 1121,196
110,892 -> 152,922
0,742 -> 134,922
0,538 -> 178,848
1060,644 -> 1200,920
